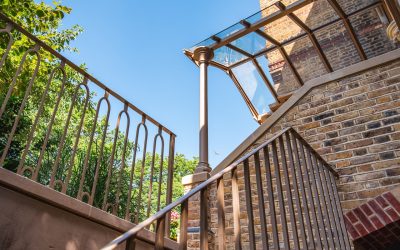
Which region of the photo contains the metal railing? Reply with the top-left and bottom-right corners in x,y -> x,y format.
103,127 -> 351,250
0,12 -> 176,230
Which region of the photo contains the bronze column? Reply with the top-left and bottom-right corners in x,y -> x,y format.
193,46 -> 214,173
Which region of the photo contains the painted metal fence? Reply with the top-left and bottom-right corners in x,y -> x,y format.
0,12 -> 176,231
103,127 -> 351,250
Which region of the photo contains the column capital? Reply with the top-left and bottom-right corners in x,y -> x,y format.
193,46 -> 214,64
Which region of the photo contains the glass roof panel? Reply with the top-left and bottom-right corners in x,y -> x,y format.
213,46 -> 248,66
245,3 -> 280,24
337,0 -> 377,15
232,61 -> 275,115
230,32 -> 267,55
292,0 -> 339,31
255,56 -> 275,85
261,15 -> 306,44
215,23 -> 244,40
189,37 -> 215,52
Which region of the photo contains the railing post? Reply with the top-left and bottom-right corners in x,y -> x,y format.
165,134 -> 175,237
193,46 -> 214,173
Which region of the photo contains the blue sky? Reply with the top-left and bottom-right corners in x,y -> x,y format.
54,0 -> 261,167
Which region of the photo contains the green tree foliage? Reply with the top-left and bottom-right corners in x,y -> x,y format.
0,0 -> 197,235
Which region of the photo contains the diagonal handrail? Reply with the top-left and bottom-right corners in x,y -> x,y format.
101,127 -> 339,250
0,12 -> 174,136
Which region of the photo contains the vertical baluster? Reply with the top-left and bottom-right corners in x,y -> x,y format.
254,151 -> 269,250
322,167 -> 344,249
115,107 -> 131,213
33,71 -> 70,181
135,115 -> 149,223
49,79 -> 89,190
0,46 -> 41,166
271,139 -> 290,249
147,128 -> 164,218
216,177 -> 226,249
62,81 -> 90,193
179,200 -> 188,250
231,167 -> 242,249
0,45 -> 40,121
297,136 -> 322,249
156,130 -> 165,212
243,159 -> 256,250
155,216 -> 165,250
125,236 -> 136,250
304,145 -> 329,249
0,23 -> 14,70
289,131 -> 314,249
102,109 -> 125,211
18,64 -> 66,174
278,135 -> 300,249
329,171 -> 352,249
125,119 -> 146,220
165,134 -> 175,237
85,95 -> 111,205
263,146 -> 279,250
284,131 -> 307,249
316,159 -> 337,249
200,188 -> 209,250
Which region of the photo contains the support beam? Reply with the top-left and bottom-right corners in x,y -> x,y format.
252,59 -> 280,102
193,47 -> 214,173
240,20 -> 304,86
211,35 -> 253,58
229,1 -> 380,69
209,0 -> 314,50
327,0 -> 367,60
275,2 -> 333,72
227,70 -> 260,120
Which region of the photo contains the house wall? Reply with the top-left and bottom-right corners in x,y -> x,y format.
183,1 -> 400,249
205,57 -> 400,250
258,0 -> 396,96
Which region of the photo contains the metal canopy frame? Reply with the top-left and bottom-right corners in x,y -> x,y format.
184,0 -> 398,123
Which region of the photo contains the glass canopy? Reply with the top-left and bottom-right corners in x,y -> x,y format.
184,0 -> 391,123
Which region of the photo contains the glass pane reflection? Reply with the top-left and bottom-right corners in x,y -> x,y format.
232,61 -> 275,115
231,32 -> 267,55
213,46 -> 248,66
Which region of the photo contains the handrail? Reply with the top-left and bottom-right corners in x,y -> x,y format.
102,127 -> 343,250
0,12 -> 174,136
0,12 -> 176,229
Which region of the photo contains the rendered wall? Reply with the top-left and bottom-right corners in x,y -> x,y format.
0,185 -> 157,250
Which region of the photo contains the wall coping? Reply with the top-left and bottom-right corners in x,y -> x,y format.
0,168 -> 178,250
211,48 -> 400,176
182,172 -> 210,186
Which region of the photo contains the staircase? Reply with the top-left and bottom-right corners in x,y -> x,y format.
102,128 -> 351,250
0,13 -> 177,249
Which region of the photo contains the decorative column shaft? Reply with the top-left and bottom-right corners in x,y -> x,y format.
193,46 -> 214,173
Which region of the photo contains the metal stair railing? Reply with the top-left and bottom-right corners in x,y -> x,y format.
102,127 -> 352,250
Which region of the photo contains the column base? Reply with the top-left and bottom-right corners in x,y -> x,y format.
194,162 -> 211,174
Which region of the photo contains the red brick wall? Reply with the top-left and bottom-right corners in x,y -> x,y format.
344,189 -> 400,249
